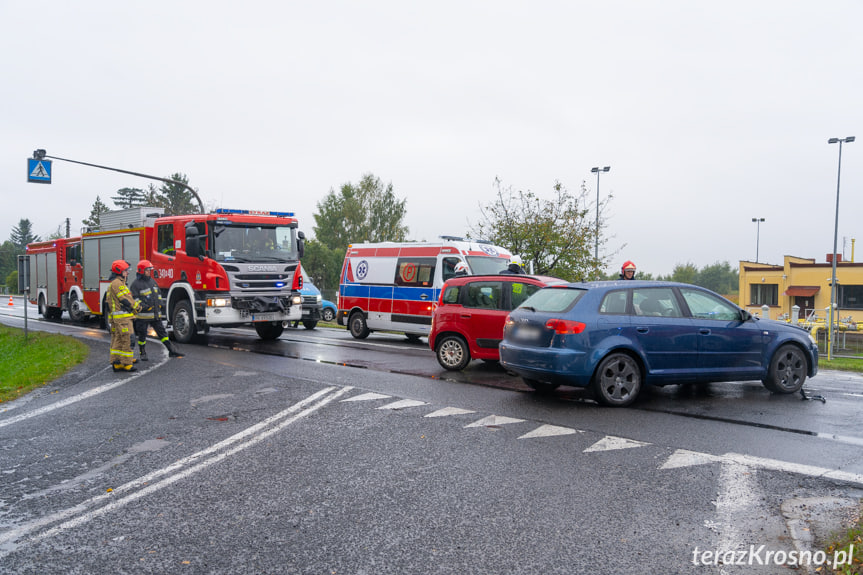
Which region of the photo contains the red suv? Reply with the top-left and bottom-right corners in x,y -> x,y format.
429,274 -> 566,370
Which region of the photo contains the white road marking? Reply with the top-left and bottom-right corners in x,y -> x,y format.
377,399 -> 427,410
0,386 -> 351,554
518,424 -> 580,439
0,364 -> 163,428
583,435 -> 651,452
713,462 -> 760,575
341,392 -> 391,402
465,415 -> 525,428
660,449 -> 863,486
425,407 -> 476,418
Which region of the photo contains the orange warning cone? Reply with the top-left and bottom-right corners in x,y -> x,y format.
7,296 -> 13,306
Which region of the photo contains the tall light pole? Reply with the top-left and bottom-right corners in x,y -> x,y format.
827,136 -> 855,360
752,217 -> 765,262
591,166 -> 610,260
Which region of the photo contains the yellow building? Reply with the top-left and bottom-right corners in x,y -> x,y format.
739,254 -> 863,324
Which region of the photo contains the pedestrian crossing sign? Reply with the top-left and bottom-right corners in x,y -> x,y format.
27,158 -> 52,184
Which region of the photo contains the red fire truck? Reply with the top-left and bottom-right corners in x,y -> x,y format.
20,236 -> 87,321
21,207 -> 306,342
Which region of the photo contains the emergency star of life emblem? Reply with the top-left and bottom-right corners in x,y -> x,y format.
356,260 -> 369,280
480,245 -> 499,256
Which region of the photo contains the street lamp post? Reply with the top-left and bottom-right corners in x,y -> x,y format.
752,217 -> 765,262
827,136 -> 855,361
591,166 -> 610,260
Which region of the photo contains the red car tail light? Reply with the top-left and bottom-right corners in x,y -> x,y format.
545,318 -> 586,334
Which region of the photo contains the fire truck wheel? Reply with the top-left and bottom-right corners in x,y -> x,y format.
254,321 -> 284,340
349,312 -> 370,339
68,292 -> 86,322
171,300 -> 197,343
38,294 -> 47,317
302,320 -> 317,330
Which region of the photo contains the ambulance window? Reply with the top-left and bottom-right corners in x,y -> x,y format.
394,258 -> 436,287
441,257 -> 461,281
157,225 -> 175,255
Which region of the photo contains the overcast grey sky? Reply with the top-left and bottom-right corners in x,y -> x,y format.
2,1 -> 861,276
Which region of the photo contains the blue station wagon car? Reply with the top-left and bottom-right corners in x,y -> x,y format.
499,280 -> 818,407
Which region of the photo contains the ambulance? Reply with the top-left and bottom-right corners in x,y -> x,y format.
337,237 -> 513,340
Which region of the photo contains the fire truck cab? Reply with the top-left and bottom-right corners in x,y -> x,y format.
338,237 -> 512,340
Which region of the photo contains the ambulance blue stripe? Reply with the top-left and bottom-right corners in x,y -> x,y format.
342,284 -> 438,301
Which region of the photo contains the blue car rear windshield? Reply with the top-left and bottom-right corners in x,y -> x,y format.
518,287 -> 586,312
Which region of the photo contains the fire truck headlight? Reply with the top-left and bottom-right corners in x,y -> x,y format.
207,297 -> 230,307
291,295 -> 303,305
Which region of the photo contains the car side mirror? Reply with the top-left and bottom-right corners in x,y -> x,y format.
740,309 -> 754,321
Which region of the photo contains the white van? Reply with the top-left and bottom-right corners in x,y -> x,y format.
337,237 -> 513,340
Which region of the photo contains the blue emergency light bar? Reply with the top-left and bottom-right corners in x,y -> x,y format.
214,208 -> 295,217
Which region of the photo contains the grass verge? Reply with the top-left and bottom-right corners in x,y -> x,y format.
820,357 -> 863,373
822,508 -> 862,574
0,324 -> 89,403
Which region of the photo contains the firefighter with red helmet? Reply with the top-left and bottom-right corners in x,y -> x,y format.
130,260 -> 184,361
108,260 -> 140,372
620,260 -> 637,280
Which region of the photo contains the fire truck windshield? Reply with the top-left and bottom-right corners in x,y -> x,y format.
211,224 -> 298,263
465,256 -> 511,275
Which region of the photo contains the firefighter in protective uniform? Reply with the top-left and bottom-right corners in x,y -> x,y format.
108,260 -> 140,372
130,260 -> 183,361
619,260 -> 637,280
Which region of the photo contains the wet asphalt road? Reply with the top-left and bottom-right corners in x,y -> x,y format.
1,300 -> 862,574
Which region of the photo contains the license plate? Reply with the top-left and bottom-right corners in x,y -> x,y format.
517,325 -> 542,341
251,312 -> 281,322
302,309 -> 310,315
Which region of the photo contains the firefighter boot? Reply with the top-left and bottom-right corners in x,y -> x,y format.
113,364 -> 138,373
166,340 -> 184,358
138,345 -> 148,362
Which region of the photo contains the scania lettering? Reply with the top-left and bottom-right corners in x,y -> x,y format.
338,237 -> 512,340
20,207 -> 306,342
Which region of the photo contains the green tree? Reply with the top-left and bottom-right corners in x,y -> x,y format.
10,219 -> 40,250
83,196 -> 111,230
147,173 -> 201,215
301,239 -> 344,295
313,173 -> 408,251
470,179 -> 604,281
110,187 -> 148,209
668,262 -> 699,284
5,270 -> 18,294
0,241 -> 17,287
695,261 -> 739,294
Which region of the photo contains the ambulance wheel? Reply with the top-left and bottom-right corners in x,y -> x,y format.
255,321 -> 284,340
349,312 -> 370,339
171,300 -> 197,344
68,292 -> 86,322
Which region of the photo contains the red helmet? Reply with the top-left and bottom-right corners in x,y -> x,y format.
137,260 -> 154,273
621,260 -> 637,273
111,260 -> 131,274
